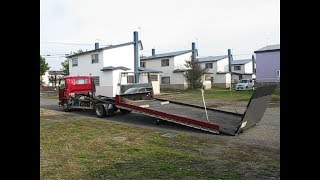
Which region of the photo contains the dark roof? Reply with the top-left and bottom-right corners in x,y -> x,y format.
67,40 -> 143,58
196,55 -> 228,63
100,66 -> 131,71
173,69 -> 191,73
231,72 -> 253,75
48,70 -> 66,75
231,59 -> 251,65
138,67 -> 162,73
254,44 -> 280,53
141,50 -> 194,60
216,72 -> 230,74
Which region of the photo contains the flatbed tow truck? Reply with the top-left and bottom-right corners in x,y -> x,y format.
58,74 -> 277,135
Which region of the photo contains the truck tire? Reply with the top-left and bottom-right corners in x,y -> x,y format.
95,103 -> 106,118
62,101 -> 70,112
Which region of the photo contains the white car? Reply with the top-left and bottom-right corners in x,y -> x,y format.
235,79 -> 255,91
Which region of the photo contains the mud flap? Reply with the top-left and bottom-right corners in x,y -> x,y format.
234,84 -> 278,135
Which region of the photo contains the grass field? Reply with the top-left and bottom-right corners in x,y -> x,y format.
161,87 -> 280,102
40,108 -> 280,179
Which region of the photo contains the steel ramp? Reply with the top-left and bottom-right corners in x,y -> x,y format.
115,84 -> 278,135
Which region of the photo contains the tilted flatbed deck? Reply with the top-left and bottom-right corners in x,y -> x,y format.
116,84 -> 277,135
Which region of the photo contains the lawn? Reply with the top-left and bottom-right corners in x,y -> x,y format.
161,87 -> 280,102
40,108 -> 280,179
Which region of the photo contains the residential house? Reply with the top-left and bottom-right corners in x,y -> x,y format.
254,44 -> 280,84
67,32 -> 161,97
197,55 -> 232,88
41,70 -> 66,87
230,58 -> 255,82
140,43 -> 197,90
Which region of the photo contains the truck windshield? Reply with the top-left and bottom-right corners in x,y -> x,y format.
60,79 -> 66,88
240,80 -> 248,83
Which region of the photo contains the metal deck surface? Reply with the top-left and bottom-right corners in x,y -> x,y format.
130,100 -> 243,135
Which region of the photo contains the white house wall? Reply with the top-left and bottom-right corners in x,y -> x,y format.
173,52 -> 192,69
217,58 -> 229,72
244,62 -> 253,73
69,52 -> 104,77
103,45 -> 136,71
42,71 -> 50,86
200,61 -> 218,74
94,71 -> 113,97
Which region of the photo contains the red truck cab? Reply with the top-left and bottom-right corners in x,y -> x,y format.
58,76 -> 95,106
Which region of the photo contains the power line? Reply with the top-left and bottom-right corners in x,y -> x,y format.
41,41 -> 96,46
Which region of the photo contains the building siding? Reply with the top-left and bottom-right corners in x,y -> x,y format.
255,51 -> 280,82
142,52 -> 192,89
102,44 -> 135,71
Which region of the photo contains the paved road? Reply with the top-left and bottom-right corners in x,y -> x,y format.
40,96 -> 280,149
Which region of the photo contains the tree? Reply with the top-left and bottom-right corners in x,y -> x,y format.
40,55 -> 50,76
60,49 -> 84,75
70,49 -> 84,56
183,57 -> 207,89
61,59 -> 69,75
49,75 -> 58,88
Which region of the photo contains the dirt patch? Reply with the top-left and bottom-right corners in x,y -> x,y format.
40,108 -> 68,116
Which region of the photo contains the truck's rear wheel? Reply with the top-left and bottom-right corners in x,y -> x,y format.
95,103 -> 106,118
62,101 -> 70,112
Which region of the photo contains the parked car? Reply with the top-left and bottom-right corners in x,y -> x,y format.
235,79 -> 255,91
123,87 -> 153,94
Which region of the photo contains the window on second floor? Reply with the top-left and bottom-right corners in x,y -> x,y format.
205,63 -> 213,69
72,58 -> 78,67
234,66 -> 241,71
276,70 -> 280,77
161,59 -> 169,67
91,54 -> 99,63
140,62 -> 146,68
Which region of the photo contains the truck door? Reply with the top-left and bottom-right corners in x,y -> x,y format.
58,79 -> 66,103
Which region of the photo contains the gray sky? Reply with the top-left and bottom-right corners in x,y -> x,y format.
40,0 -> 280,70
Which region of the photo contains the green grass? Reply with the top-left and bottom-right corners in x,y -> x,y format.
40,110 -> 280,179
161,87 -> 280,102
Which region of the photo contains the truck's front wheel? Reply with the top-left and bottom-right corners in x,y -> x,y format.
95,103 -> 106,118
62,101 -> 70,112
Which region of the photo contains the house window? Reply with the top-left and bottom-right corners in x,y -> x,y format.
205,63 -> 213,69
150,75 -> 158,81
239,75 -> 243,80
75,78 -> 89,84
161,77 -> 170,84
234,66 -> 241,71
93,76 -> 100,86
140,62 -> 146,68
161,59 -> 169,67
276,70 -> 280,77
91,54 -> 99,63
72,58 -> 78,67
127,75 -> 134,83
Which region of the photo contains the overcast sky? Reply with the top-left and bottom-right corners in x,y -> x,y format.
40,0 -> 280,70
